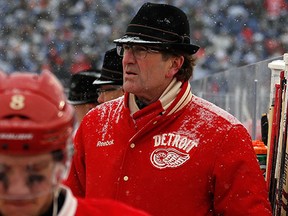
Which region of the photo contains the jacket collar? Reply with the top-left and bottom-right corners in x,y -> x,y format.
126,78 -> 192,116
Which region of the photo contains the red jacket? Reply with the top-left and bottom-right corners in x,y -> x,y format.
58,186 -> 150,216
65,81 -> 272,216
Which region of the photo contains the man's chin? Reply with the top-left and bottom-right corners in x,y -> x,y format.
0,200 -> 36,216
123,82 -> 139,94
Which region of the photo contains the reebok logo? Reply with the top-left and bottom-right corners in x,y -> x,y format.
96,140 -> 114,147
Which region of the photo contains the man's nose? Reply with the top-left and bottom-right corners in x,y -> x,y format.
6,173 -> 30,195
122,48 -> 136,64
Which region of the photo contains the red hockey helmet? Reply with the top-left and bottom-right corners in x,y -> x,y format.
0,70 -> 75,155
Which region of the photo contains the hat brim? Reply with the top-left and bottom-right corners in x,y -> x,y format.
93,80 -> 115,85
114,36 -> 162,45
113,36 -> 200,55
67,99 -> 98,105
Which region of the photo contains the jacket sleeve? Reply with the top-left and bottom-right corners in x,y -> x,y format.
63,125 -> 86,198
213,125 -> 272,215
76,198 -> 152,216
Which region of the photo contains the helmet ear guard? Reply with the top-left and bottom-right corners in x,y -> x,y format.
51,142 -> 74,184
52,160 -> 69,185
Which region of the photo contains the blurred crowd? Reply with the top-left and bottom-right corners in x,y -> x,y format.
0,0 -> 287,86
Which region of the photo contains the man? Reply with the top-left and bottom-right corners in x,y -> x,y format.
65,3 -> 272,216
0,70 -> 150,216
67,69 -> 101,124
93,48 -> 124,104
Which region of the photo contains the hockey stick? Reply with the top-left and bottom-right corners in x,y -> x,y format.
279,54 -> 288,215
275,70 -> 287,215
270,71 -> 284,213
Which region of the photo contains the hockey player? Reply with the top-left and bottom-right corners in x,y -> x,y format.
0,70 -> 150,216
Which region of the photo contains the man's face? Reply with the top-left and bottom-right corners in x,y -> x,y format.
121,44 -> 176,103
0,153 -> 56,216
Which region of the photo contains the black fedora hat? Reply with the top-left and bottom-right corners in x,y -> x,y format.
113,2 -> 200,55
68,69 -> 101,105
93,48 -> 123,86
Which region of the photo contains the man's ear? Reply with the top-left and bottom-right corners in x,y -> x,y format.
166,56 -> 184,78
